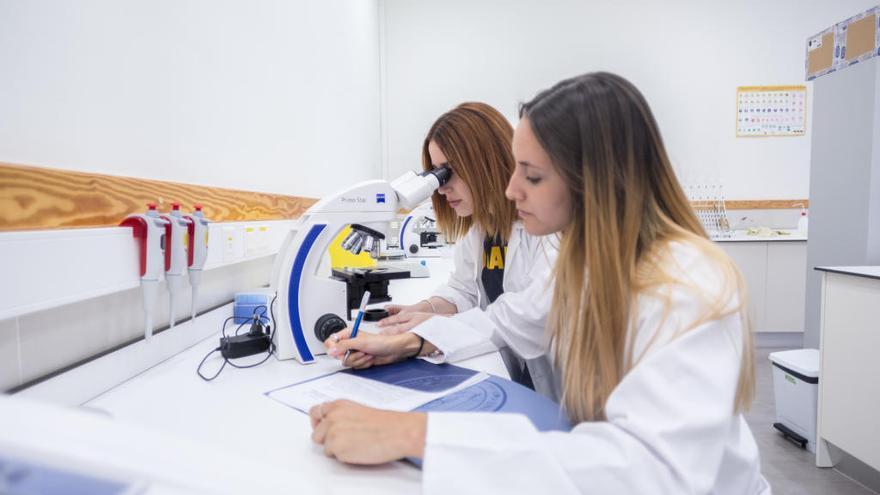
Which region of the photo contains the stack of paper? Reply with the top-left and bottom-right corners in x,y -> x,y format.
267,370 -> 489,414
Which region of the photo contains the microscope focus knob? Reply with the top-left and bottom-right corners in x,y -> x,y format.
315,313 -> 347,342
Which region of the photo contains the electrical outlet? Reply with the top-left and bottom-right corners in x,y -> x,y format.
202,220 -> 294,269
244,225 -> 272,257
222,226 -> 237,262
257,225 -> 270,254
244,226 -> 258,257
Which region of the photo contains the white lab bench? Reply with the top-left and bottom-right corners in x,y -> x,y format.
814,266 -> 880,473
8,256 -> 510,494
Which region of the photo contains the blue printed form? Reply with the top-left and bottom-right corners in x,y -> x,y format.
266,362 -> 489,414
267,360 -> 570,433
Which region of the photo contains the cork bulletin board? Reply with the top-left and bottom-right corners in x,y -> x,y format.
806,29 -> 835,79
842,12 -> 878,63
807,7 -> 880,81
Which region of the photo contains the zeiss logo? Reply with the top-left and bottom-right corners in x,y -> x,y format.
376,193 -> 386,203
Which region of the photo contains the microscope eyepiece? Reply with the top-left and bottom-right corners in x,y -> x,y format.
421,165 -> 451,186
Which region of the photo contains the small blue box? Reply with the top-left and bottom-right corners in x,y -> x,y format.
234,291 -> 271,324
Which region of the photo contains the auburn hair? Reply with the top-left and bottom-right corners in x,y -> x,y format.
422,102 -> 518,242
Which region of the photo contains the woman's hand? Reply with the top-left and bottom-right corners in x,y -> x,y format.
324,328 -> 423,369
377,311 -> 436,335
384,301 -> 428,316
310,400 -> 426,464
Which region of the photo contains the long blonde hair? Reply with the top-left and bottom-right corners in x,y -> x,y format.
422,102 -> 517,242
521,73 -> 754,423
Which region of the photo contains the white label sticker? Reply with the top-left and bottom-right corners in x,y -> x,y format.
807,36 -> 823,52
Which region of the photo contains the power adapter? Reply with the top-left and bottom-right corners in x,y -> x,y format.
219,320 -> 271,359
197,296 -> 278,382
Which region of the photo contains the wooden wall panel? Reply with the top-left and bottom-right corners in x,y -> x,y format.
724,199 -> 809,210
0,162 -> 317,231
0,161 -> 809,231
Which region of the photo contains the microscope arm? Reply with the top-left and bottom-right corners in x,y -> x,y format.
270,168 -> 449,363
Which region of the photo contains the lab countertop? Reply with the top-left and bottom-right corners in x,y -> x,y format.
60,256 -> 507,493
814,265 -> 880,280
712,229 -> 807,242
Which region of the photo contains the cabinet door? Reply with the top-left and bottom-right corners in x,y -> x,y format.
764,242 -> 807,332
719,242 -> 767,331
818,273 -> 880,471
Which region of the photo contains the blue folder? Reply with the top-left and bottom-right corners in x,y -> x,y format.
344,359 -> 571,433
0,453 -> 131,495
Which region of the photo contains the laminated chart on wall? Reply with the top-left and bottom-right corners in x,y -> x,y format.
736,86 -> 806,137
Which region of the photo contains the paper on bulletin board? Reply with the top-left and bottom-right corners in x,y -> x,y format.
805,6 -> 880,81
736,86 -> 806,137
839,8 -> 880,66
806,28 -> 836,80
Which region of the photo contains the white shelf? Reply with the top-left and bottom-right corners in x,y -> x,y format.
0,219 -> 296,320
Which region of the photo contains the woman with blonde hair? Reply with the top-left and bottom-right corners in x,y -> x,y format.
315,73 -> 768,494
344,101 -> 557,392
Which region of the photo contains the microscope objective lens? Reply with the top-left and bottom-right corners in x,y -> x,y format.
342,232 -> 361,250
363,237 -> 375,252
351,235 -> 366,254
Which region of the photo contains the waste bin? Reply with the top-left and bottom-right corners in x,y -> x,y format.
769,348 -> 820,453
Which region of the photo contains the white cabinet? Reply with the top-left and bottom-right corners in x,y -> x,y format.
765,243 -> 807,332
721,242 -> 767,331
816,268 -> 880,471
718,240 -> 806,333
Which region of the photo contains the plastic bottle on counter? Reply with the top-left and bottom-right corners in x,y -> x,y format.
797,207 -> 808,235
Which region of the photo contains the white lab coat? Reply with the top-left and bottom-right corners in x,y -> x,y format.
413,222 -> 559,398
421,240 -> 770,495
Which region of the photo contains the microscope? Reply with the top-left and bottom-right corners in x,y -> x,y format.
270,167 -> 450,363
399,201 -> 445,257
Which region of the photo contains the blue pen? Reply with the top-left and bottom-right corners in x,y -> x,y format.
343,290 -> 371,366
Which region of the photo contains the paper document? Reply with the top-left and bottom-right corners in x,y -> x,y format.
267,370 -> 489,414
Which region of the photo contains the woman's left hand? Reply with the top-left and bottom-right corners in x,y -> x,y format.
377,311 -> 436,335
310,400 -> 427,464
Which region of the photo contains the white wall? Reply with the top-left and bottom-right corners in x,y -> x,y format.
380,0 -> 878,200
0,0 -> 381,198
0,0 -> 383,390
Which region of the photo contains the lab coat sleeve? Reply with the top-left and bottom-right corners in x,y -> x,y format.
429,228 -> 479,313
455,240 -> 556,359
409,314 -> 497,364
412,239 -> 556,363
422,302 -> 753,494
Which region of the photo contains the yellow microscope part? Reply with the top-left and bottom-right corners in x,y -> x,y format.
328,226 -> 377,269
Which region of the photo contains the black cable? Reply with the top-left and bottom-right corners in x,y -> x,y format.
196,293 -> 279,382
269,293 -> 277,338
196,347 -> 226,381
233,319 -> 251,336
235,306 -> 269,336
252,305 -> 268,321
220,315 -> 241,339
266,293 -> 278,355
